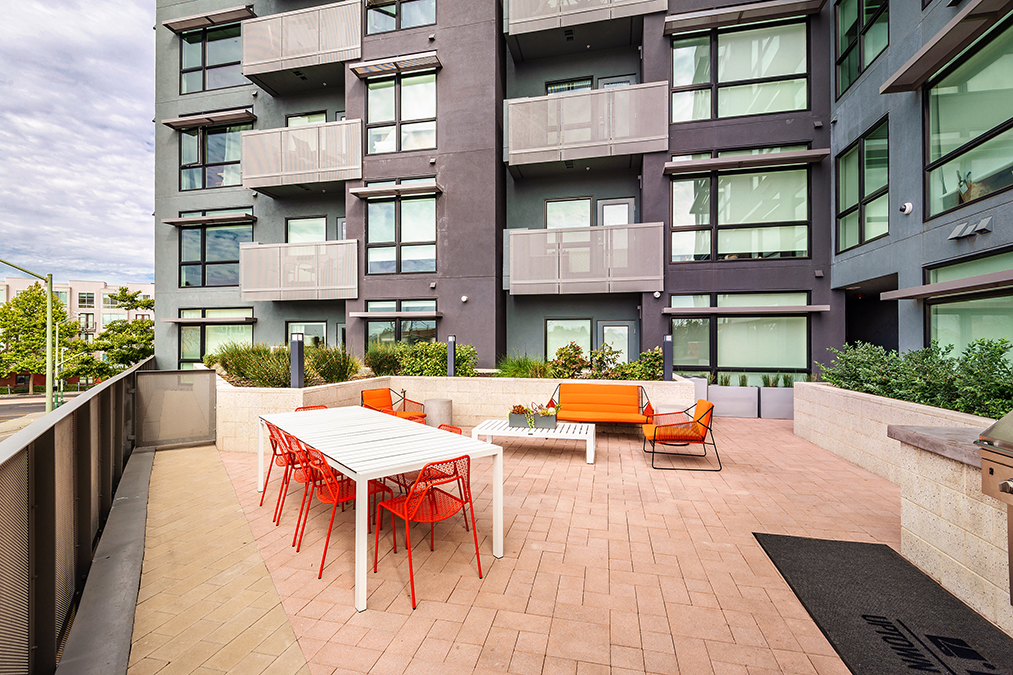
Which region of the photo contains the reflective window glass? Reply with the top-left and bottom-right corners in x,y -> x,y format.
546,319 -> 591,357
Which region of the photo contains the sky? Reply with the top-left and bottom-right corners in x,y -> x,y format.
0,0 -> 156,286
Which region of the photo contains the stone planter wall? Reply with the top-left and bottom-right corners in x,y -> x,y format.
217,375 -> 695,453
793,382 -> 991,485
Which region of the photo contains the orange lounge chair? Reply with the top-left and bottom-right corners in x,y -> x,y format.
641,399 -> 721,471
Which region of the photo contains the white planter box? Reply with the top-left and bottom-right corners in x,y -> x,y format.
759,387 -> 794,419
708,385 -> 758,418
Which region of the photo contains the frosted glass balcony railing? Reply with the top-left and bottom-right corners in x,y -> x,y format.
506,82 -> 669,165
507,0 -> 668,35
508,222 -> 664,294
243,0 -> 361,80
240,240 -> 358,301
242,120 -> 362,191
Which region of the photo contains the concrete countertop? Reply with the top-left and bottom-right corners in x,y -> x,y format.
886,425 -> 985,468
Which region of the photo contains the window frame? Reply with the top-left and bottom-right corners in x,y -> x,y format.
365,0 -> 437,35
545,317 -> 593,359
364,299 -> 438,345
178,307 -> 254,369
835,0 -> 889,98
669,151 -> 813,263
365,191 -> 437,275
546,77 -> 593,95
922,15 -> 1013,220
179,23 -> 244,95
365,71 -> 437,155
286,111 -> 328,127
285,215 -> 328,243
544,197 -> 593,229
836,116 -> 889,253
178,208 -> 254,288
179,123 -> 252,191
670,18 -> 811,124
286,320 -> 328,347
78,292 -> 95,309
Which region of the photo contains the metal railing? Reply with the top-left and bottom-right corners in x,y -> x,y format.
242,0 -> 361,76
0,360 -> 218,674
240,240 -> 359,301
508,222 -> 665,294
506,82 -> 669,165
242,120 -> 362,190
506,0 -> 668,35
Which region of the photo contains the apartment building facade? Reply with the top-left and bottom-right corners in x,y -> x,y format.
152,0 -> 1013,379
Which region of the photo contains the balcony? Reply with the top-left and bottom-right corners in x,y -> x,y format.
508,222 -> 664,294
240,240 -> 358,301
241,120 -> 362,198
506,0 -> 667,35
242,0 -> 361,95
505,82 -> 668,167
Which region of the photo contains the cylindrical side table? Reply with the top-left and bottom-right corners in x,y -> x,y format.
424,398 -> 453,427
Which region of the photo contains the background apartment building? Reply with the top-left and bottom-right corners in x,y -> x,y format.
153,0 -> 1013,380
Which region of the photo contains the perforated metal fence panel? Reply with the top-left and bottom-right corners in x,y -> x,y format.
0,451 -> 29,674
53,418 -> 76,648
136,371 -> 217,448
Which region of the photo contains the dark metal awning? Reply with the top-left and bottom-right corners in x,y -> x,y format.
880,269 -> 1013,301
162,5 -> 256,33
347,311 -> 443,319
664,149 -> 829,176
664,0 -> 826,35
161,109 -> 256,130
348,51 -> 442,79
662,305 -> 830,315
161,213 -> 257,227
161,317 -> 258,325
880,0 -> 1013,94
349,181 -> 442,199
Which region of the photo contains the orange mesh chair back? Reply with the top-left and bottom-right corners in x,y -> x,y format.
262,421 -> 296,517
391,423 -> 466,494
295,405 -> 327,412
374,455 -> 482,608
361,387 -> 427,422
438,424 -> 463,434
641,399 -> 721,471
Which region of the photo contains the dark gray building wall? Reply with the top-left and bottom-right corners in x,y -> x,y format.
830,1 -> 1013,353
506,294 -> 642,360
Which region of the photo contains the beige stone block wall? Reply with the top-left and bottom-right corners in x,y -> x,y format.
793,382 -> 991,485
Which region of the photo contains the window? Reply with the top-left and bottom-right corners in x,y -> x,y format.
546,199 -> 591,229
366,0 -> 436,34
365,300 -> 437,344
103,293 -> 119,309
671,151 -> 810,262
546,319 -> 591,358
78,293 -> 94,308
180,123 -> 252,191
926,20 -> 1013,217
671,21 -> 807,123
179,308 -> 254,369
836,0 -> 888,96
79,313 -> 95,330
135,314 -> 150,321
670,293 -> 810,381
367,193 -> 436,274
287,112 -> 327,127
366,72 -> 436,154
179,208 -> 254,287
598,198 -> 635,226
287,217 -> 327,243
547,78 -> 592,95
837,119 -> 888,251
103,313 -> 125,326
287,321 -> 327,347
180,24 -> 244,94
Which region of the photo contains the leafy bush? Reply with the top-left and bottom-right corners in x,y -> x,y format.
550,342 -> 590,379
819,338 -> 1013,419
365,341 -> 478,377
307,345 -> 359,383
205,343 -> 293,388
588,343 -> 622,379
620,346 -> 664,381
364,343 -> 400,376
496,354 -> 552,378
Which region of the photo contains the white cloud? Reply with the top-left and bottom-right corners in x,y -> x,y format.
0,0 -> 155,285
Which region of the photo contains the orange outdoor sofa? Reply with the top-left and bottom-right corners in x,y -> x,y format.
548,382 -> 653,425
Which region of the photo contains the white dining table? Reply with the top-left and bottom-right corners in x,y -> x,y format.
257,406 -> 504,611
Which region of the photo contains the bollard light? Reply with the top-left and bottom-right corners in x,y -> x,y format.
663,335 -> 673,382
290,333 -> 304,388
447,335 -> 456,378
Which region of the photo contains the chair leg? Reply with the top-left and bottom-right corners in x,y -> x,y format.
274,464 -> 292,525
318,501 -> 339,579
293,482 -> 313,548
467,497 -> 483,578
260,459 -> 275,507
405,519 -> 417,609
373,504 -> 384,573
296,483 -> 316,552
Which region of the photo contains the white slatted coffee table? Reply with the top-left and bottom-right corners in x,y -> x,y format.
471,419 -> 596,464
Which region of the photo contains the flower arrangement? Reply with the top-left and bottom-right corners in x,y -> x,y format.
509,402 -> 559,428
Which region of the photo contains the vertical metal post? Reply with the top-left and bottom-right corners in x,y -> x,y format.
46,274 -> 53,412
290,333 -> 304,388
663,335 -> 673,382
447,335 -> 456,377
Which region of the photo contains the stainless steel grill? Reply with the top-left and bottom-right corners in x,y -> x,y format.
976,409 -> 1013,603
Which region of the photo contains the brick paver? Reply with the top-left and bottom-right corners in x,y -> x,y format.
131,418 -> 900,674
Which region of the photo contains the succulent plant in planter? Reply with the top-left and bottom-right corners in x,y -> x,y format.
508,402 -> 559,428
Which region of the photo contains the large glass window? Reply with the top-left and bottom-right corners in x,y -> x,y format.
546,199 -> 591,229
365,299 -> 437,344
180,24 -> 244,94
180,124 -> 251,191
546,319 -> 591,358
671,21 -> 807,123
671,158 -> 810,262
366,194 -> 436,274
179,308 -> 254,369
366,72 -> 436,154
287,321 -> 327,347
287,217 -> 327,243
837,119 -> 889,251
927,20 -> 1013,217
836,0 -> 888,96
930,295 -> 1013,358
366,0 -> 436,35
78,292 -> 95,308
178,208 -> 254,287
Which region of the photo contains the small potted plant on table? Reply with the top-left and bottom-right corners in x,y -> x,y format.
508,403 -> 558,429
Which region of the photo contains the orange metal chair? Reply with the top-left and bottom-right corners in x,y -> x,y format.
361,388 -> 427,422
300,444 -> 393,577
295,405 -> 328,412
438,424 -> 463,434
264,405 -> 332,524
374,455 -> 482,608
641,399 -> 721,471
391,423 -> 465,494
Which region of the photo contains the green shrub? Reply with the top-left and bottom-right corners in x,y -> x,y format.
307,345 -> 358,383
364,343 -> 400,376
550,342 -> 589,379
952,339 -> 1013,419
718,374 -> 731,386
738,374 -> 749,387
496,354 -> 552,378
894,341 -> 956,408
625,346 -> 664,381
588,343 -> 622,379
205,342 -> 293,388
819,341 -> 903,399
365,341 -> 478,377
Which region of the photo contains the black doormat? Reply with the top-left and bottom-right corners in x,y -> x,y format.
754,533 -> 1013,675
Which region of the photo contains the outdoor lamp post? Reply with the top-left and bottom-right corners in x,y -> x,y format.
0,257 -> 54,412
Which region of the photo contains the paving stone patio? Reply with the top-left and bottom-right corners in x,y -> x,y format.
132,417 -> 902,674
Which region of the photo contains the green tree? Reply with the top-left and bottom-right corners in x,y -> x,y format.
0,282 -> 79,391
71,286 -> 155,373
